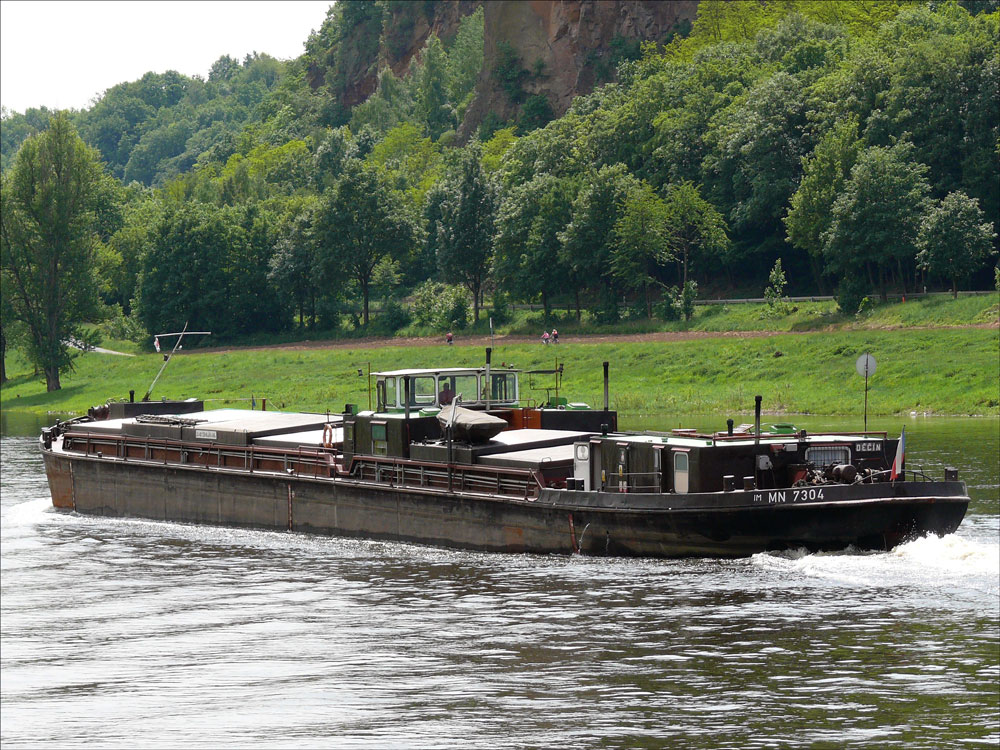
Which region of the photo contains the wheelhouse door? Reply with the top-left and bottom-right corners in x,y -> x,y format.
673,450 -> 690,494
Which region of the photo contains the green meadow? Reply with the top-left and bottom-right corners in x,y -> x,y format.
115,294 -> 998,351
3,326 -> 997,419
496,293 -> 1000,336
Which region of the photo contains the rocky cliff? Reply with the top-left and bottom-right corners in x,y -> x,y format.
313,0 -> 698,135
461,0 -> 698,137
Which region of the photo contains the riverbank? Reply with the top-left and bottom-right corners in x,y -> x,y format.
163,293 -> 998,350
2,326 -> 997,418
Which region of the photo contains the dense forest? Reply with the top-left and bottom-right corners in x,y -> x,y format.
1,0 -> 998,389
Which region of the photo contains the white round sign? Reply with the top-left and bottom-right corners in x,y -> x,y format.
856,353 -> 877,378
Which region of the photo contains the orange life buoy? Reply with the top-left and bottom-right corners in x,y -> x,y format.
322,423 -> 333,449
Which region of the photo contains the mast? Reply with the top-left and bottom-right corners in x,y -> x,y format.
142,322 -> 211,401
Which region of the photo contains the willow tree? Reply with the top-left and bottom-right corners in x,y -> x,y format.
0,113 -> 106,391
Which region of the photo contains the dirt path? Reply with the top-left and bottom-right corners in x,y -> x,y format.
198,329 -> 813,354
67,340 -> 134,356
194,322 -> 997,355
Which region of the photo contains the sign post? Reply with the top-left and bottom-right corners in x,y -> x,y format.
855,353 -> 877,431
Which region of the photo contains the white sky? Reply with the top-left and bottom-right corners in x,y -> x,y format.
1,1 -> 333,114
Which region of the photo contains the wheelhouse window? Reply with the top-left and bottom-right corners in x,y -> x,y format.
482,372 -> 517,403
453,375 -> 479,403
410,376 -> 436,405
438,374 -> 479,405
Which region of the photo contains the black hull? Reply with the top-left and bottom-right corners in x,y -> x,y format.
42,449 -> 969,558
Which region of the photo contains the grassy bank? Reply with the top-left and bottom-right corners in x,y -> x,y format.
133,293 -> 998,350
497,293 -> 1000,337
2,327 -> 997,418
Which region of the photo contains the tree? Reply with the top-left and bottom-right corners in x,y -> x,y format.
784,117 -> 861,294
706,71 -> 812,237
823,142 -> 931,301
99,190 -> 158,314
763,258 -> 790,316
349,68 -> 414,137
559,164 -> 639,314
413,35 -> 454,141
611,181 -> 673,318
0,114 -> 107,391
519,95 -> 554,134
494,173 -> 577,319
312,127 -> 352,192
138,204 -> 232,339
226,203 -> 286,336
269,201 -> 320,328
446,7 -> 485,106
312,161 -> 419,325
434,145 -> 499,322
366,122 -> 443,207
661,181 -> 730,288
0,271 -> 15,383
916,191 -> 996,298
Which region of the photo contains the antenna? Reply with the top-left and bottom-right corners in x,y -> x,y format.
142,322 -> 211,401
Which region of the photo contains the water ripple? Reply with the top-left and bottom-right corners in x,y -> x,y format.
2,422 -> 998,749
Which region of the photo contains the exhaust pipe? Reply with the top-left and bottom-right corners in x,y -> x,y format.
603,361 -> 609,412
485,347 -> 492,409
754,395 -> 762,447
403,375 -> 412,459
404,376 -> 411,422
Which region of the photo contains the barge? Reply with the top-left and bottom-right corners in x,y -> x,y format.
40,358 -> 969,557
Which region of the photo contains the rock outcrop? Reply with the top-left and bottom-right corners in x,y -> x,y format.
459,1 -> 698,138
313,1 -> 698,135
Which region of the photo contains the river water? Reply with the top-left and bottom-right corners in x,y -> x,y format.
1,413 -> 997,749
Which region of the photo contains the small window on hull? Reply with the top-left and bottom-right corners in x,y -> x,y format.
371,421 -> 388,455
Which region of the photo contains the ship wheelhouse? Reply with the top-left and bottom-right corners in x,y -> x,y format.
373,368 -> 520,412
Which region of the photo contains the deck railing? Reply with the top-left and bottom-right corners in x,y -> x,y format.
62,430 -> 339,478
349,454 -> 543,499
59,430 -> 545,499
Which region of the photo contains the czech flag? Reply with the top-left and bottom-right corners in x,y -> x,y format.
890,427 -> 905,480
153,336 -> 160,353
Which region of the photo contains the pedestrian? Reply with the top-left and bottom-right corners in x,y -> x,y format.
541,331 -> 550,345
551,328 -> 559,344
446,331 -> 453,345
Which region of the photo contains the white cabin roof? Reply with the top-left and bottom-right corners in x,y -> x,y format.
373,367 -> 520,377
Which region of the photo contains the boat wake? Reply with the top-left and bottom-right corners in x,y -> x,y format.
0,496 -> 58,526
889,531 -> 999,576
750,531 -> 999,600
